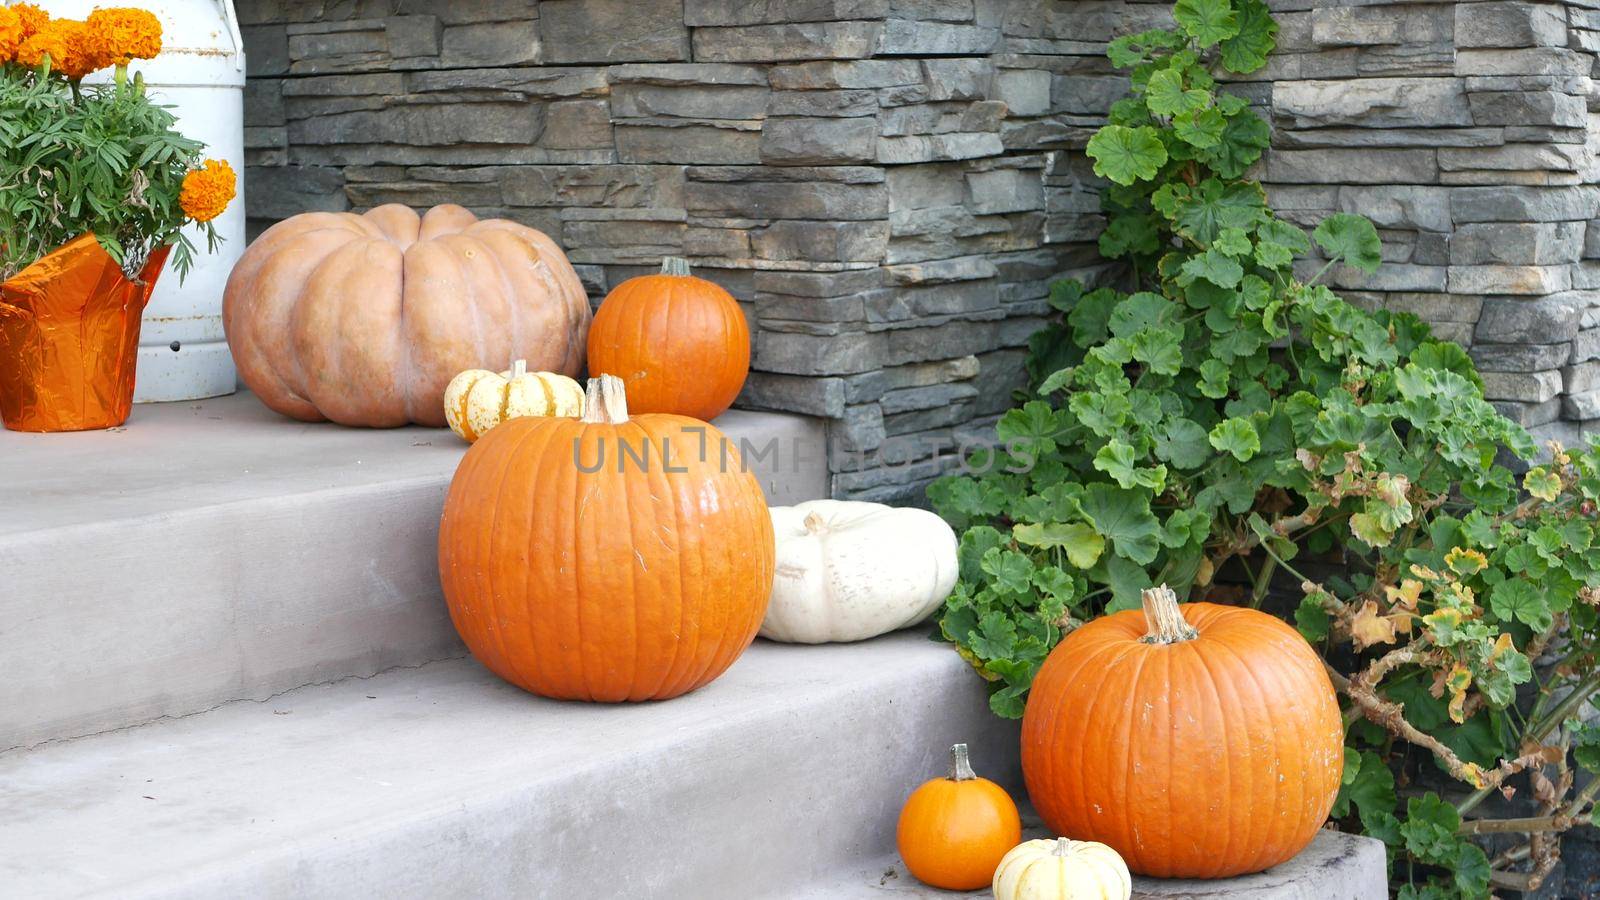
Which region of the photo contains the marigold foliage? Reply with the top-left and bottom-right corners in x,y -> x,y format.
929,0 -> 1600,895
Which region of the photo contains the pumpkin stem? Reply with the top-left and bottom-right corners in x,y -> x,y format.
660,256 -> 692,277
802,511 -> 827,534
1050,837 -> 1074,857
581,374 -> 629,424
947,743 -> 977,782
510,359 -> 526,379
1139,584 -> 1198,644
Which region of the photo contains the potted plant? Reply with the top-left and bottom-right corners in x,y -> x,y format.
0,3 -> 235,432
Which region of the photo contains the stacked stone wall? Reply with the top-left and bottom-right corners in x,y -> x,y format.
241,0 -> 1600,500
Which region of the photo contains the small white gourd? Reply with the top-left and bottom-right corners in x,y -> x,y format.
992,837 -> 1132,900
761,500 -> 958,644
443,359 -> 584,442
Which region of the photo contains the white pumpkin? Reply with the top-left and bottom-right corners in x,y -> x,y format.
761,500 -> 958,644
443,359 -> 584,442
993,837 -> 1131,900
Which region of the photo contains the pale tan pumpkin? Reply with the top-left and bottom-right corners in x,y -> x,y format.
444,359 -> 584,443
992,838 -> 1131,900
223,203 -> 590,427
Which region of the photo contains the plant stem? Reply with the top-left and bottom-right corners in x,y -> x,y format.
1456,669 -> 1600,817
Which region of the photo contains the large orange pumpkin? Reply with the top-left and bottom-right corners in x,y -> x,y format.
586,257 -> 750,420
1021,586 -> 1343,879
223,203 -> 590,427
438,374 -> 774,701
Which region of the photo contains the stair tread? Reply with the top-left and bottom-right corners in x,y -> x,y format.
0,391 -> 808,536
799,829 -> 1388,899
2,392 -> 826,749
1,631 -> 1010,900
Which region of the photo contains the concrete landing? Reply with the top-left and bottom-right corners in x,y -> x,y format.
0,393 -> 828,749
0,632 -> 1019,900
806,825 -> 1387,899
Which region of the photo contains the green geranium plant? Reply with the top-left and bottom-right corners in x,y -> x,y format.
928,1 -> 1600,895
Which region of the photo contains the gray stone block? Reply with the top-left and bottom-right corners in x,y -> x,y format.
921,58 -> 994,101
438,20 -> 537,66
1471,342 -> 1572,372
1563,389 -> 1600,420
757,330 -> 886,375
1574,328 -> 1600,363
1273,78 -> 1471,128
751,220 -> 889,262
833,403 -> 887,452
1337,185 -> 1451,232
611,83 -> 771,120
768,89 -> 878,117
1456,2 -> 1568,49
1564,360 -> 1600,394
1468,90 -> 1588,127
694,21 -> 883,62
768,59 -> 923,90
760,116 -> 879,164
1494,397 -> 1562,426
1311,5 -> 1451,48
1449,264 -> 1571,295
686,176 -> 888,220
1481,369 -> 1564,402
1439,143 -> 1585,173
615,120 -> 763,165
1451,222 -> 1584,265
739,372 -> 849,418
1456,48 -> 1593,77
684,0 -> 889,26
1452,186 -> 1600,223
996,68 -> 1051,116
1477,295 -> 1583,343
1266,149 -> 1438,184
878,132 -> 1004,164
877,19 -> 998,54
246,165 -> 350,219
539,0 -> 689,63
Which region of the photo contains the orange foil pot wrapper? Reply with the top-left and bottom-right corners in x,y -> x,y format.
0,234 -> 170,432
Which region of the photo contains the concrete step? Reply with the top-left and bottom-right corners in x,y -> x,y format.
802,828 -> 1387,899
0,393 -> 827,750
0,632 -> 1019,900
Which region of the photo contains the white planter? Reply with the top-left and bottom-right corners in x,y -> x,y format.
39,0 -> 246,402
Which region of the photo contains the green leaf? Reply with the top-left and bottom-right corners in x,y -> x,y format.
1144,68 -> 1208,117
1014,522 -> 1105,569
1080,483 -> 1163,565
1198,358 -> 1231,398
1490,579 -> 1552,631
1167,178 -> 1267,245
1312,213 -> 1383,274
1524,466 -> 1561,502
1108,292 -> 1177,336
981,548 -> 1036,596
1208,417 -> 1260,462
1180,247 -> 1244,289
1218,0 -> 1277,73
1155,418 -> 1212,469
1400,793 -> 1461,865
1204,108 -> 1271,179
1094,440 -> 1169,491
1174,0 -> 1240,47
1172,106 -> 1226,149
1086,125 -> 1169,186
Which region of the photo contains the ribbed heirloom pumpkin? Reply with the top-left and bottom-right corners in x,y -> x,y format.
586,257 -> 749,420
438,374 -> 775,701
223,203 -> 589,427
1021,586 -> 1343,879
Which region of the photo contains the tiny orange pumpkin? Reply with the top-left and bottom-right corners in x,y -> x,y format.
896,743 -> 1022,891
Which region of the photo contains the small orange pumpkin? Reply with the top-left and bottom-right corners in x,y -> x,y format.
896,743 -> 1022,890
437,374 -> 774,701
586,257 -> 750,420
1021,585 -> 1344,879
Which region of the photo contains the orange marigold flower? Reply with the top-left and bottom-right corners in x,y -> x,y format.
0,8 -> 23,65
13,3 -> 48,40
86,7 -> 161,66
15,19 -> 79,74
180,159 -> 237,223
